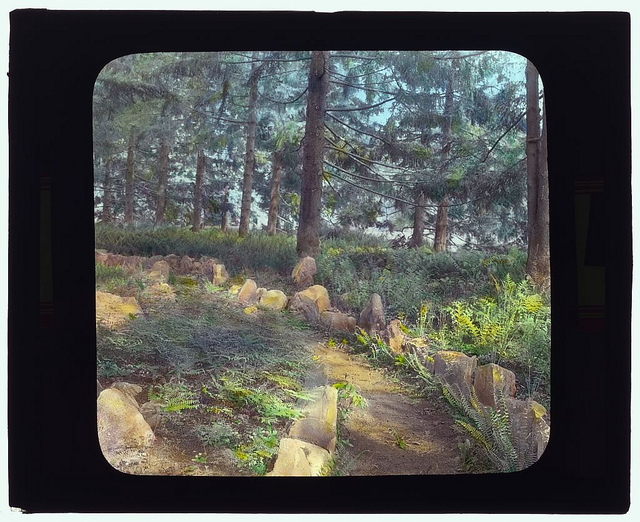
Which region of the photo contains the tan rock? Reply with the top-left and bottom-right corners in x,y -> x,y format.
474,363 -> 517,409
298,285 -> 331,313
433,350 -> 478,396
258,290 -> 288,311
95,291 -> 143,328
267,438 -> 331,477
292,256 -> 317,289
97,388 -> 155,461
145,270 -> 166,284
97,379 -> 103,398
120,255 -> 145,272
320,311 -> 357,334
505,398 -> 550,469
110,382 -> 143,408
228,284 -> 242,296
237,279 -> 258,305
288,293 -> 320,324
146,282 -> 176,301
198,257 -> 222,280
95,251 -> 109,265
150,260 -> 170,279
383,319 -> 405,354
288,385 -> 338,454
212,264 -> 229,285
144,255 -> 164,268
358,293 -> 386,335
162,254 -> 181,271
140,401 -> 165,430
179,255 -> 194,274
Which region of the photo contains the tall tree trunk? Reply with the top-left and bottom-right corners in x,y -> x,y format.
267,149 -> 283,236
525,61 -> 550,289
238,56 -> 260,237
434,195 -> 450,252
101,157 -> 112,223
124,129 -> 135,226
221,185 -> 230,232
296,50 -> 330,258
155,139 -> 169,225
434,74 -> 454,252
409,189 -> 425,247
192,148 -> 205,232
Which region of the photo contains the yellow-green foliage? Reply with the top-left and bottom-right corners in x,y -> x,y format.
441,274 -> 550,364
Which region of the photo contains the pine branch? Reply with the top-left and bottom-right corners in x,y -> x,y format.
327,97 -> 396,113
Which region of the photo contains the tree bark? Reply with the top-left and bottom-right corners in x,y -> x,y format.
155,139 -> 169,225
221,185 -> 230,232
238,56 -> 260,237
267,149 -> 283,236
124,129 -> 135,226
192,148 -> 205,232
409,189 -> 425,247
525,61 -> 550,289
434,195 -> 450,252
296,50 -> 330,258
433,73 -> 454,252
101,157 -> 112,223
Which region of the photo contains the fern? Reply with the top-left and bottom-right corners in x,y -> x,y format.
442,383 -> 520,472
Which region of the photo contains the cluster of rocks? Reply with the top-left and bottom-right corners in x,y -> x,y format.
267,385 -> 338,476
430,351 -> 549,469
96,251 -> 549,470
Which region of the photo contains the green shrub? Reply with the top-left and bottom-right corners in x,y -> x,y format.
432,274 -> 550,393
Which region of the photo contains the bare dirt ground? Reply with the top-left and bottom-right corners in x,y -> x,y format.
308,343 -> 463,475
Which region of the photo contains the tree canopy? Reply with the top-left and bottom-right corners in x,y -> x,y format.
93,50 -> 534,254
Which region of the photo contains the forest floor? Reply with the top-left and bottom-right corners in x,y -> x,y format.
96,267 -> 467,477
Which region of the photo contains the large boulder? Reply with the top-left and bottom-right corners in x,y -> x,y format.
433,350 -> 478,396
237,279 -> 258,305
267,438 -> 331,477
358,293 -> 386,335
258,290 -> 288,311
292,256 -> 317,289
473,363 -> 517,409
95,291 -> 143,328
505,398 -> 550,469
288,385 -> 338,454
97,387 -> 155,463
320,311 -> 357,334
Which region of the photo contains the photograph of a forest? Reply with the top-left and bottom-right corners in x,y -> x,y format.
94,50 -> 550,477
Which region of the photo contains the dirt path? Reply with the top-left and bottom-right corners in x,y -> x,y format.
307,343 -> 463,475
